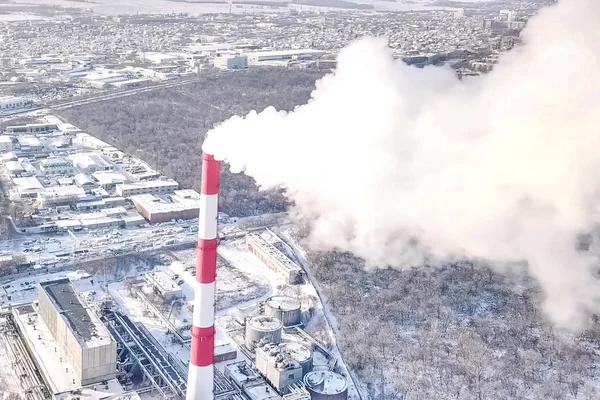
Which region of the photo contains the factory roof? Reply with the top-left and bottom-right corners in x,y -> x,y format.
246,234 -> 302,274
117,179 -> 179,191
145,269 -> 180,294
40,156 -> 71,166
244,384 -> 282,400
13,176 -> 44,191
247,49 -> 327,58
92,170 -> 128,185
5,160 -> 24,171
130,190 -> 201,214
39,278 -> 113,348
18,136 -> 43,147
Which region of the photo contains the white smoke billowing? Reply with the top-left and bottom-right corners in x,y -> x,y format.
203,0 -> 600,328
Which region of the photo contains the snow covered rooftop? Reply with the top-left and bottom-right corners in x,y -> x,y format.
303,371 -> 348,395
40,278 -> 113,348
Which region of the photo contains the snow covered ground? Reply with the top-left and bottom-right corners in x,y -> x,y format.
0,336 -> 22,399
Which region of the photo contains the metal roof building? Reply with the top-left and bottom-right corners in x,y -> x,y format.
37,278 -> 117,386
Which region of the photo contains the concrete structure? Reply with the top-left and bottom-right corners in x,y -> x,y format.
245,316 -> 283,350
91,171 -> 128,190
40,156 -> 74,175
144,269 -> 183,301
214,55 -> 248,70
187,153 -> 219,400
37,278 -> 117,386
246,234 -> 303,284
264,296 -> 302,327
256,343 -> 303,394
130,189 -> 202,223
303,371 -> 348,400
116,179 -> 178,197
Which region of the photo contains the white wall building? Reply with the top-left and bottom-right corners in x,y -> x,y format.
0,96 -> 33,113
40,157 -> 73,175
116,179 -> 178,197
0,136 -> 12,152
214,55 -> 248,70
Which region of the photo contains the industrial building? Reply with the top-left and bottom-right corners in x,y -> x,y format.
130,189 -> 202,223
255,343 -> 308,394
264,296 -> 302,327
5,123 -> 58,134
144,269 -> 183,301
0,96 -> 34,113
69,153 -> 113,174
246,49 -> 327,65
37,278 -> 117,387
116,179 -> 179,197
40,157 -> 74,175
246,234 -> 304,284
213,55 -> 248,70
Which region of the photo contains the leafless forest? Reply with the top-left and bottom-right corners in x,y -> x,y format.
299,232 -> 600,400
61,68 -> 325,217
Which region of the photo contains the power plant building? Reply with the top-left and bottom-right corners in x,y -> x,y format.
246,234 -> 303,284
255,343 -> 303,394
37,278 -> 117,386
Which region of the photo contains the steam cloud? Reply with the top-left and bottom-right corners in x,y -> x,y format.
203,0 -> 600,328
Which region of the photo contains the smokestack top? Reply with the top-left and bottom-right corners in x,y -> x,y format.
201,152 -> 220,195
202,153 -> 216,162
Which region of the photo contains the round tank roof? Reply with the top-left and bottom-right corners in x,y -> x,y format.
304,371 -> 348,394
285,343 -> 311,362
266,295 -> 301,311
248,316 -> 283,331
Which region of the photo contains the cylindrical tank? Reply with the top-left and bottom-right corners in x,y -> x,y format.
245,316 -> 283,350
304,371 -> 348,400
284,342 -> 313,377
264,296 -> 301,327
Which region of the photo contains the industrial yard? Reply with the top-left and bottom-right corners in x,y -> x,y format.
0,110 -> 358,399
0,230 -> 358,400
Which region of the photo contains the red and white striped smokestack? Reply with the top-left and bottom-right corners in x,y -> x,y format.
187,153 -> 219,400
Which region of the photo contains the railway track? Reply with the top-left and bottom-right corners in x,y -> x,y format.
2,316 -> 49,400
48,77 -> 204,110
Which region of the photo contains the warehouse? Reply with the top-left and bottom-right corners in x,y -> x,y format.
130,189 -> 201,223
69,153 -> 113,174
116,179 -> 178,197
40,156 -> 74,175
246,234 -> 304,284
12,176 -> 44,198
144,269 -> 182,301
246,49 -> 327,65
36,278 -> 117,387
5,123 -> 58,134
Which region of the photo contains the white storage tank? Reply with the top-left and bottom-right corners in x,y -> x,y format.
264,296 -> 301,327
304,371 -> 348,400
245,316 -> 283,350
284,342 -> 313,377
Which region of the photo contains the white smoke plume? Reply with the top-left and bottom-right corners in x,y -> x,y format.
203,0 -> 600,328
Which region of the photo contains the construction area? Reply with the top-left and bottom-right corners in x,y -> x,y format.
0,228 -> 358,400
